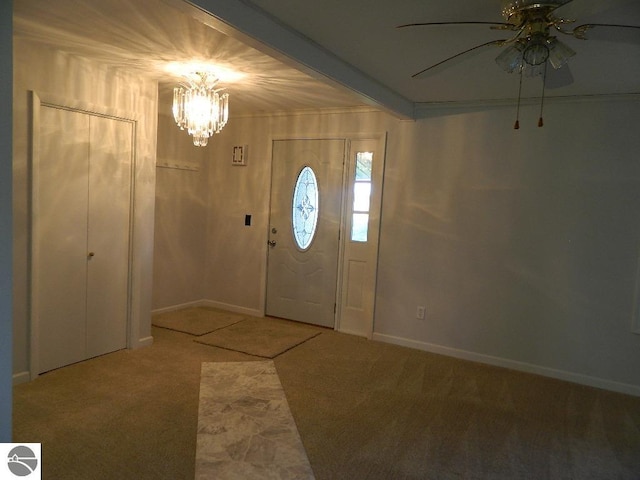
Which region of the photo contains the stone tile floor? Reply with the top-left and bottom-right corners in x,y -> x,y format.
195,361 -> 315,480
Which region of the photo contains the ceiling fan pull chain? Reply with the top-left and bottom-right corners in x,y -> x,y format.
538,61 -> 547,127
514,65 -> 524,129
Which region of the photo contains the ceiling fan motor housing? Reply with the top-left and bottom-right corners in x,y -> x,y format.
501,0 -> 570,21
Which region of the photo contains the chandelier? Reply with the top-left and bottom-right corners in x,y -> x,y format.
172,72 -> 229,147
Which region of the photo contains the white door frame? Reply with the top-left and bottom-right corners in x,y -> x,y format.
28,91 -> 137,379
262,133 -> 387,338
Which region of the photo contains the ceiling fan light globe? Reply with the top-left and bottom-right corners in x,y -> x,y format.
495,43 -> 524,73
546,37 -> 576,69
524,63 -> 545,77
523,41 -> 549,66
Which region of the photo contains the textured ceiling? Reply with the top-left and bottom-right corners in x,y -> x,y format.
13,0 -> 369,115
13,0 -> 640,116
247,0 -> 640,103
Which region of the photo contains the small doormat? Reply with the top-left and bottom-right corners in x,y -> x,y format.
196,361 -> 315,479
195,317 -> 322,358
152,307 -> 244,336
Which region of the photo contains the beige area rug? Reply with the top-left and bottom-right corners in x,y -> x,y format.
196,361 -> 315,480
195,317 -> 322,358
152,307 -> 244,336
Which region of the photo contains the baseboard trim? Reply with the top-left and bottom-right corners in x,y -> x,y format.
151,299 -> 206,315
337,327 -> 369,338
136,336 -> 154,348
13,371 -> 31,385
198,300 -> 263,318
372,332 -> 640,397
152,300 -> 263,319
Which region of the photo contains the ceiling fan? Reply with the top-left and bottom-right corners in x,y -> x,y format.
398,0 -> 640,128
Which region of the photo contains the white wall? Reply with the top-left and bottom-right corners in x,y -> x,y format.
12,39 -> 158,379
0,0 -> 12,441
376,99 -> 640,394
152,91 -> 210,311
181,100 -> 640,394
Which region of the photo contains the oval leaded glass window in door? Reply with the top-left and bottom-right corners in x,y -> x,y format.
292,166 -> 319,250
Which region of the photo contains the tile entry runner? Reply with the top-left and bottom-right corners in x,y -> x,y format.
195,361 -> 315,480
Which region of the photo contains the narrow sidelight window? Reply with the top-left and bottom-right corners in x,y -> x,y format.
351,152 -> 373,242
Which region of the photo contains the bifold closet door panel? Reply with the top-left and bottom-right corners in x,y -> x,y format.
35,106 -> 90,373
86,115 -> 132,357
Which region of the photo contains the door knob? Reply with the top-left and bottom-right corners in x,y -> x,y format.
271,228 -> 278,234
88,252 -> 95,258
268,240 -> 277,247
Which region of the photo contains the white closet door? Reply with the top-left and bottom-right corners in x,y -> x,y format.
86,115 -> 132,358
35,106 -> 91,372
33,105 -> 132,374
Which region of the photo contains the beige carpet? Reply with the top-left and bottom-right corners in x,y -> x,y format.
195,317 -> 322,358
12,310 -> 640,479
152,307 -> 244,336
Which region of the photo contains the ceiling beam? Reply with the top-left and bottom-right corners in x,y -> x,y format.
169,0 -> 415,119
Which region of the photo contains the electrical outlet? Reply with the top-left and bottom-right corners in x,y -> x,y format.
416,306 -> 425,320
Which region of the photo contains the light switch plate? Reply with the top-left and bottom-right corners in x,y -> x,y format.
232,145 -> 248,166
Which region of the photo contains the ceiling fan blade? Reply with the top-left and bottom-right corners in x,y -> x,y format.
397,21 -> 513,29
553,0 -> 636,20
412,39 -> 507,78
573,23 -> 640,44
545,64 -> 574,88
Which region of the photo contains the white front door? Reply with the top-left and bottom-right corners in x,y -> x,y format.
32,103 -> 132,374
266,139 -> 345,327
